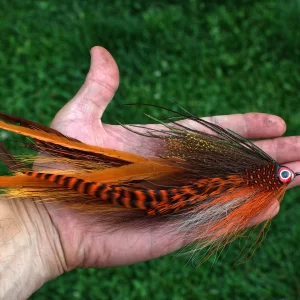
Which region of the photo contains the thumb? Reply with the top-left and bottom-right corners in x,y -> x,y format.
51,46 -> 119,134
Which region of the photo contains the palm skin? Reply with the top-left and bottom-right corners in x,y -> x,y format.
3,46 -> 300,299
42,46 -> 300,272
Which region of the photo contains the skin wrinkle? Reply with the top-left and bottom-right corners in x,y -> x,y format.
0,198 -> 60,299
102,126 -> 127,150
242,114 -> 250,138
56,213 -> 116,269
80,222 -> 109,268
76,96 -> 103,116
82,230 -> 121,268
42,202 -> 69,272
102,125 -> 156,155
211,113 -> 247,136
57,213 -> 85,269
209,115 -> 223,128
274,139 -> 279,168
29,202 -> 65,276
94,235 -> 113,267
148,229 -> 160,260
86,73 -> 119,94
77,232 -> 89,268
83,96 -> 103,111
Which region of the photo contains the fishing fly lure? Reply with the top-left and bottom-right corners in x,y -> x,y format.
0,108 -> 298,255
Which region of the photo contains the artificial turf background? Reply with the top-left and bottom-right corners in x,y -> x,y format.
0,0 -> 300,299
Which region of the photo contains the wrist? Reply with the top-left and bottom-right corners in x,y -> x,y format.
0,197 -> 65,299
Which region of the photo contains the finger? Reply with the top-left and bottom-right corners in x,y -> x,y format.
193,112 -> 286,139
254,136 -> 300,188
114,112 -> 286,140
256,136 -> 300,164
103,112 -> 286,155
246,199 -> 279,227
52,46 -> 119,130
287,165 -> 300,188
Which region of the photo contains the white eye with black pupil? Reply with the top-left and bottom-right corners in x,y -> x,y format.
278,166 -> 294,184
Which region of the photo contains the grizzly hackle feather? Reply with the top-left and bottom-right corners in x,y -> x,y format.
0,108 -> 298,258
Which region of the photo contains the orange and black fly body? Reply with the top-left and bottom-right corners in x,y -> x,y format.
0,107 -> 298,256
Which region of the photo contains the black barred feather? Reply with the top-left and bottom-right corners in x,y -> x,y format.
0,106 -> 298,261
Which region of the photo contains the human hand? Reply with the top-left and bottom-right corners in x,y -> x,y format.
47,46 -> 300,270
2,46 -> 300,299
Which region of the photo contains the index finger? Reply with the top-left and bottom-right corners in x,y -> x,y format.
106,112 -> 286,155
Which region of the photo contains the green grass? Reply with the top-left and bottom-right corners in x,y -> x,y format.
0,0 -> 300,298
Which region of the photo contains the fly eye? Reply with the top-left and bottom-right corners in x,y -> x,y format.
278,166 -> 294,184
281,170 -> 290,179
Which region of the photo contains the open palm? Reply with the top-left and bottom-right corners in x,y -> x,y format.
44,46 -> 300,272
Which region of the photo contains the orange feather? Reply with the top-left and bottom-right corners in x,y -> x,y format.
0,109 -> 298,259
